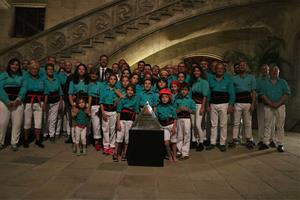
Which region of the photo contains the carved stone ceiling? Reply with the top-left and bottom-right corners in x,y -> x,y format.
0,0 -> 10,9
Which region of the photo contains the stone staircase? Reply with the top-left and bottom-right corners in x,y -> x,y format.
0,0 -> 271,65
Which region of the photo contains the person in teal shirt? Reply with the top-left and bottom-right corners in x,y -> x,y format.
87,68 -> 102,151
68,64 -> 89,150
170,80 -> 180,104
115,76 -> 130,97
259,66 -> 291,153
189,64 -> 210,151
177,62 -> 190,83
100,74 -> 119,155
68,64 -> 89,106
20,61 -> 46,149
230,61 -> 256,149
207,63 -> 235,152
138,79 -> 158,110
56,61 -> 73,143
44,63 -> 64,142
155,88 -> 177,162
72,97 -> 90,156
114,84 -> 139,161
0,58 -> 24,151
174,83 -> 196,160
130,73 -> 143,95
255,64 -> 275,146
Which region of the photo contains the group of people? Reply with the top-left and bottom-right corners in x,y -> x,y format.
0,54 -> 291,162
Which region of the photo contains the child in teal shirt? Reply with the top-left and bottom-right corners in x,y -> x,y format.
72,97 -> 90,156
114,84 -> 139,162
155,88 -> 177,162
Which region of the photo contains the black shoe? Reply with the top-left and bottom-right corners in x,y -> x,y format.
206,144 -> 215,150
196,143 -> 204,152
179,156 -> 189,161
50,137 -> 55,144
259,143 -> 269,150
121,155 -> 127,161
65,136 -> 72,144
228,139 -> 238,148
269,141 -> 276,148
190,142 -> 197,149
176,153 -> 182,159
246,140 -> 254,150
219,145 -> 226,152
112,154 -> 118,162
35,141 -> 45,148
257,141 -> 263,146
277,145 -> 284,152
203,140 -> 210,147
23,141 -> 29,148
43,135 -> 49,141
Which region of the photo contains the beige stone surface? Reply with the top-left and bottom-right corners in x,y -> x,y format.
0,131 -> 299,200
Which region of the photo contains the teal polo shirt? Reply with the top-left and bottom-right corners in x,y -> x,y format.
155,103 -> 177,121
232,74 -> 256,93
256,76 -> 268,96
0,72 -> 24,104
44,77 -> 63,96
75,109 -> 90,126
175,95 -> 196,112
191,78 -> 210,97
99,84 -> 118,105
208,75 -> 235,104
138,89 -> 158,108
261,78 -> 291,102
117,95 -> 139,113
88,81 -> 102,98
19,74 -> 45,101
68,80 -> 88,95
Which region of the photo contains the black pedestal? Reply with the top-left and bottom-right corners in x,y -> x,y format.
127,129 -> 164,167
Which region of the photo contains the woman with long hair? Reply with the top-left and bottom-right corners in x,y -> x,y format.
190,64 -> 209,151
0,58 -> 24,151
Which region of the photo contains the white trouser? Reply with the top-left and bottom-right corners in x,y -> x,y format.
257,102 -> 275,141
162,123 -> 177,143
0,101 -> 24,145
102,111 -> 116,148
116,120 -> 133,144
177,118 -> 191,157
264,105 -> 286,146
210,103 -> 228,145
91,105 -> 101,139
233,103 -> 252,140
74,126 -> 87,145
47,102 -> 60,137
191,104 -> 206,143
24,103 -> 43,129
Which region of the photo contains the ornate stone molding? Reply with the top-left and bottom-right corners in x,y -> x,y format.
0,0 -> 273,66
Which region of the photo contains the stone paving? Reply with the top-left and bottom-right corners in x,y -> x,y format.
0,131 -> 299,200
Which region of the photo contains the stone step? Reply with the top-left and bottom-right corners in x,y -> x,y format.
93,35 -> 105,44
79,39 -> 93,48
103,31 -> 116,39
115,25 -> 128,34
148,13 -> 161,21
137,17 -> 150,25
126,21 -> 140,30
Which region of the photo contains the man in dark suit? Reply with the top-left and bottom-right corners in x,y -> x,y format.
98,54 -> 109,82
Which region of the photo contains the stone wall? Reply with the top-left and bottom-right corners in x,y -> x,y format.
0,0 -> 113,51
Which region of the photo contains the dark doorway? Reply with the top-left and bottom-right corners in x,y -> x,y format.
13,7 -> 46,38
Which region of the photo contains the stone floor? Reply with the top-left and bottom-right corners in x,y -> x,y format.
0,131 -> 299,200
